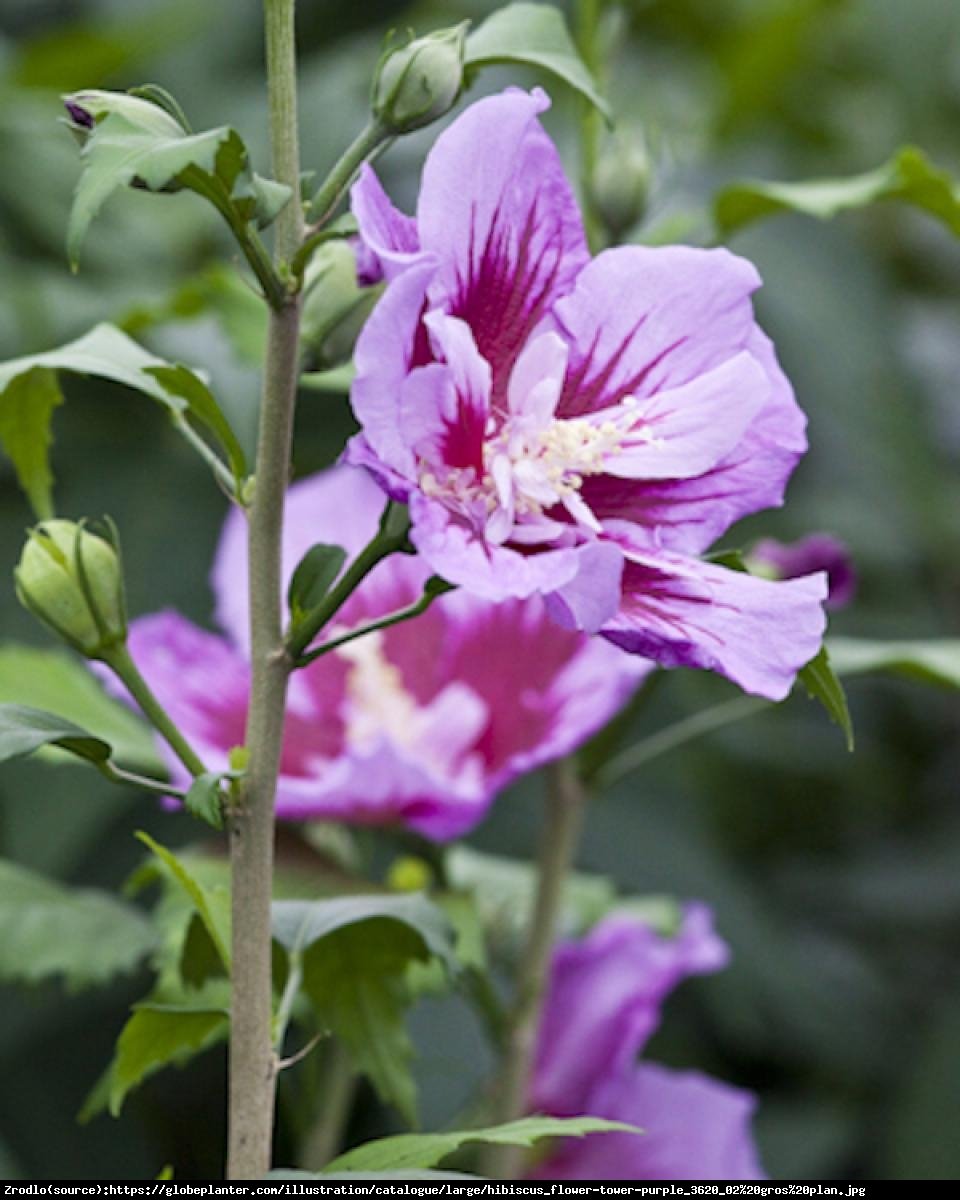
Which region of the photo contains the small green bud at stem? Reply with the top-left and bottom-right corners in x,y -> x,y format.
372,23 -> 468,135
590,132 -> 652,241
15,520 -> 127,658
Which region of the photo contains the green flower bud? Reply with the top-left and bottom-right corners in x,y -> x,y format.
300,241 -> 382,372
62,89 -> 185,144
590,133 -> 652,241
14,520 -> 127,658
372,24 -> 468,135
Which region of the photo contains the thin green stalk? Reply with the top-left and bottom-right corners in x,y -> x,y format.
305,119 -> 392,228
100,644 -> 206,778
286,504 -> 411,662
595,695 -> 767,792
227,0 -> 304,1180
484,760 -> 587,1178
273,950 -> 303,1054
298,1040 -> 356,1171
97,760 -> 189,799
295,584 -> 441,667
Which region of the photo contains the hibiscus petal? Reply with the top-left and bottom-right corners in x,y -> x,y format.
350,257 -> 438,482
408,490 -> 586,602
532,1064 -> 765,1181
579,326 -> 808,554
554,244 -> 765,418
602,544 -> 828,701
532,905 -> 730,1117
417,88 -> 588,404
602,351 -> 769,480
350,164 -> 423,283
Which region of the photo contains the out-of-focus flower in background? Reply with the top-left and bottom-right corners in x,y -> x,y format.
528,906 -> 766,1180
107,465 -> 646,841
747,534 -> 856,610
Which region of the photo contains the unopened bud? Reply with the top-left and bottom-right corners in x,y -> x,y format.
15,520 -> 127,657
372,24 -> 468,135
590,133 -> 651,240
62,89 -> 185,144
300,241 -> 382,371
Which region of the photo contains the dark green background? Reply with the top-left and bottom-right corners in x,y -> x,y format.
2,0 -> 959,1181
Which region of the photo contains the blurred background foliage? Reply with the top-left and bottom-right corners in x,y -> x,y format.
1,0 -> 960,1182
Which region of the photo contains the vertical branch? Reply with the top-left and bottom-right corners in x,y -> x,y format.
227,0 -> 303,1180
485,759 -> 587,1177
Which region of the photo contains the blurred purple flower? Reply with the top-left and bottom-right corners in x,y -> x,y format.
528,907 -> 766,1180
114,465 -> 647,841
748,534 -> 856,610
345,88 -> 827,701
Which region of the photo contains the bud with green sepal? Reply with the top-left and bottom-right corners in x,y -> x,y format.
14,519 -> 127,659
372,23 -> 468,136
589,131 -> 652,242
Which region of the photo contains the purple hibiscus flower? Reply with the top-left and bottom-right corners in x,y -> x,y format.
528,906 -> 766,1180
345,87 -> 828,701
112,465 -> 646,841
748,534 -> 856,610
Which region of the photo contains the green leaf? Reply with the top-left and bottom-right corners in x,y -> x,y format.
0,367 -> 63,519
144,364 -> 247,486
184,772 -> 225,831
274,895 -> 457,1123
0,703 -> 112,767
0,644 -> 162,772
0,323 -> 242,500
287,544 -> 348,623
0,858 -> 156,989
828,638 -> 960,690
67,111 -> 244,267
135,832 -> 230,970
324,1116 -> 640,1173
107,980 -> 230,1116
798,646 -> 854,751
465,2 -> 610,119
715,146 -> 960,238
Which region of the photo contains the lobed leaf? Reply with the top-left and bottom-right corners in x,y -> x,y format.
323,1116 -> 640,1173
828,637 -> 960,690
0,704 -> 112,767
0,644 -> 162,772
0,858 -> 156,989
465,2 -> 610,119
715,146 -> 960,238
107,982 -> 230,1116
135,833 -> 231,971
273,895 -> 457,1123
0,323 -> 243,506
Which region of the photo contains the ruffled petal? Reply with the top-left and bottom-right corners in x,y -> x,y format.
602,543 -> 828,700
532,1064 -> 766,1181
350,258 -> 439,483
417,88 -> 588,405
554,245 -> 764,419
350,164 -> 423,283
531,905 -> 730,1117
578,327 -> 806,554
